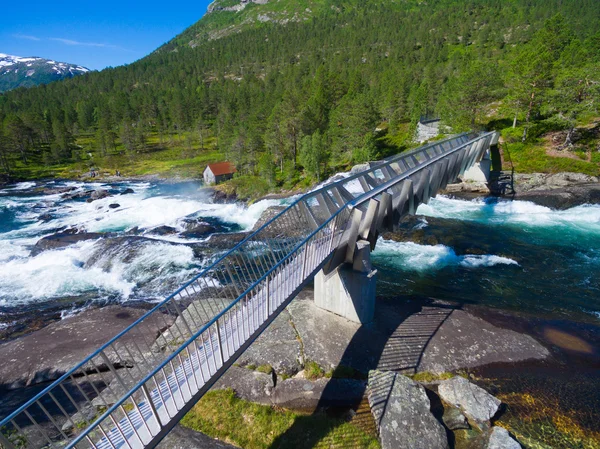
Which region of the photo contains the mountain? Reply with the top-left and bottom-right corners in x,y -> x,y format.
0,53 -> 89,92
0,0 -> 599,185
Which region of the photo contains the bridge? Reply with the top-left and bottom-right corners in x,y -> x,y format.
0,131 -> 498,449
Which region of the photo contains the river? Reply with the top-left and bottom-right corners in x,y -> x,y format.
1,179 -> 599,336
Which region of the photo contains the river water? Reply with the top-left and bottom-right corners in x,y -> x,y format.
1,179 -> 599,336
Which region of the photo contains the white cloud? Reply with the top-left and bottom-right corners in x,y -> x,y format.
49,37 -> 132,52
13,34 -> 41,41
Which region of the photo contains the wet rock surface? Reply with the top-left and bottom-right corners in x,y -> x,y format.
31,231 -> 106,255
367,370 -> 449,449
437,376 -> 501,429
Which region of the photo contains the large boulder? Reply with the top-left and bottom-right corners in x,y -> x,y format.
180,219 -> 217,238
437,376 -> 501,429
86,189 -> 112,202
486,426 -> 521,449
251,206 -> 286,232
367,370 -> 449,449
31,231 -> 106,255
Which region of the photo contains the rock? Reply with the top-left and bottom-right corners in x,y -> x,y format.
286,295 -> 364,372
442,406 -> 469,430
61,189 -> 94,200
486,426 -> 521,449
42,186 -> 76,195
109,203 -> 120,209
86,189 -> 111,202
156,299 -> 231,350
516,183 -> 600,209
157,425 -> 237,449
38,213 -> 55,222
350,163 -> 371,175
212,189 -> 237,203
121,188 -> 135,195
31,231 -> 105,255
212,366 -> 274,403
437,376 -> 501,429
270,377 -> 365,411
375,299 -> 550,375
237,309 -> 302,376
0,306 -> 173,389
180,219 -> 217,238
367,370 -> 449,449
149,225 -> 179,236
251,206 -> 286,232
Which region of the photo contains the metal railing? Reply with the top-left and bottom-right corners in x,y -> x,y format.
0,130 -> 495,449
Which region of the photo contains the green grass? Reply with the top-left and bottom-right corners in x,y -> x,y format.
411,371 -> 455,383
181,389 -> 380,449
7,132 -> 223,181
505,142 -> 599,176
304,360 -> 326,380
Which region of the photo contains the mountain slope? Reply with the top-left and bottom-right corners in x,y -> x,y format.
0,0 -> 599,184
0,54 -> 89,92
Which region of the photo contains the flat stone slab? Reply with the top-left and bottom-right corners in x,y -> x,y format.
0,306 -> 172,389
437,376 -> 501,428
284,293 -> 549,376
269,377 -> 365,411
212,366 -> 274,404
374,300 -> 550,374
368,370 -> 449,449
237,309 -> 302,376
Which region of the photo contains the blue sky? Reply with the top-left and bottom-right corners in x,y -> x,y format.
1,1 -> 213,70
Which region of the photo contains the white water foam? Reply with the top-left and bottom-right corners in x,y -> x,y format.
418,196 -> 600,233
0,237 -> 202,305
373,238 -> 519,272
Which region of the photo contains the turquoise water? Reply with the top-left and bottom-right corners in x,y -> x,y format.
1,180 -> 599,334
372,196 -> 600,322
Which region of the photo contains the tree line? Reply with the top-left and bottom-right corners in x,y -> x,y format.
0,0 -> 598,186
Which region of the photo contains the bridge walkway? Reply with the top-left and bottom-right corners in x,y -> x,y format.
0,131 -> 498,449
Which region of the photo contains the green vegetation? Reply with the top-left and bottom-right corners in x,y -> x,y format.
411,371 -> 455,383
304,360 -> 326,380
326,365 -> 367,380
0,0 -> 599,187
180,389 -> 380,449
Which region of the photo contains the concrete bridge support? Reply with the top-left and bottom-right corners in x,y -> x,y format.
462,132 -> 500,183
314,240 -> 377,324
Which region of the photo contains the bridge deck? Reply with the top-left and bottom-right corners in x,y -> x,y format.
0,131 -> 497,449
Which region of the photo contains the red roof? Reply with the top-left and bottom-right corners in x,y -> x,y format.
207,161 -> 237,176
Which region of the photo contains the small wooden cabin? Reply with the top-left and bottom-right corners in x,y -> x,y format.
203,161 -> 237,185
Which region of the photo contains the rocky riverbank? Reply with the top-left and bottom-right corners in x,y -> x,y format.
5,286 -> 593,448
444,171 -> 600,209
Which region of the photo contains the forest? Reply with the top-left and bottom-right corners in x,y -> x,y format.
0,0 -> 598,196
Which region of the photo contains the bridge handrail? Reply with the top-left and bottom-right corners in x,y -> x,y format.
67,131 -> 494,447
0,131 -> 469,429
0,131 -> 493,449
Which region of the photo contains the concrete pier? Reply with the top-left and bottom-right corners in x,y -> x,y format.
314,240 -> 377,324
